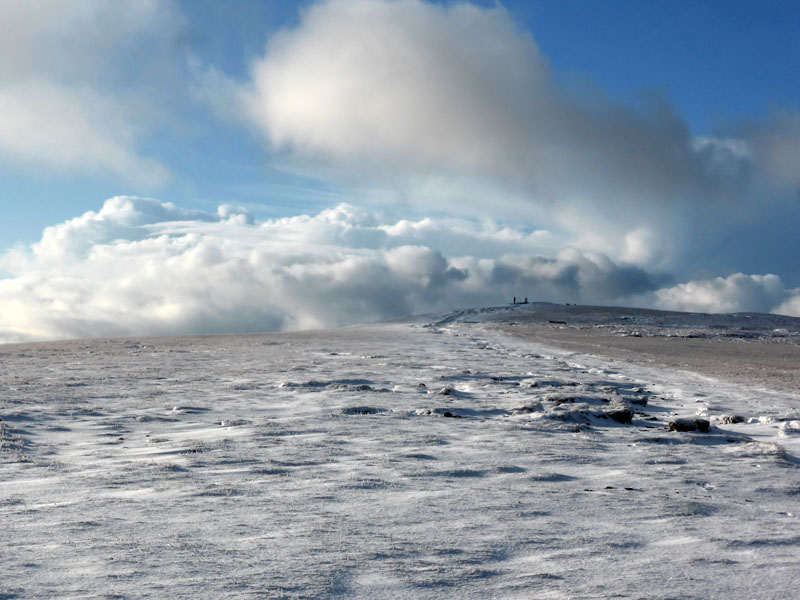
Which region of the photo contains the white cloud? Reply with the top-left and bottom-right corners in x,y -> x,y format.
0,81 -> 169,185
246,0 -> 550,174
225,0 -> 800,291
0,1 -> 176,83
0,196 -> 670,343
30,195 -> 213,262
0,0 -> 180,183
652,273 -> 791,315
774,290 -> 800,318
240,0 -> 771,271
3,196 -> 797,343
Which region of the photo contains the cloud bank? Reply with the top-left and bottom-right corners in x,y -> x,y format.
1,197 -> 798,343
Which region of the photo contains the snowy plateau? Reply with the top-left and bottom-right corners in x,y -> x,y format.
2,303 -> 800,599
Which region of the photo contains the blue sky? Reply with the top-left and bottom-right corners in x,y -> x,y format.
523,0 -> 800,131
1,0 -> 799,341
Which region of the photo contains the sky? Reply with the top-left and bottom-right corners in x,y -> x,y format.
1,0 -> 799,342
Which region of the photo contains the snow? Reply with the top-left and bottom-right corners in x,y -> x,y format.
2,304 -> 799,598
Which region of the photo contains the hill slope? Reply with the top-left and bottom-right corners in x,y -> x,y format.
2,304 -> 799,598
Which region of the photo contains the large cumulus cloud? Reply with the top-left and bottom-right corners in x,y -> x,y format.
237,0 -> 800,282
245,0 -> 699,196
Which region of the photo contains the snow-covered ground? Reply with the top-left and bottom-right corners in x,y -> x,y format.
2,304 -> 799,599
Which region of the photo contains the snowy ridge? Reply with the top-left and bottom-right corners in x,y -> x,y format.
2,306 -> 800,598
432,301 -> 800,334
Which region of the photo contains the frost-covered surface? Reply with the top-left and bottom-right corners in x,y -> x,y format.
2,304 -> 800,599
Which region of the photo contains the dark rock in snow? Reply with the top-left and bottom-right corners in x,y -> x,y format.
415,408 -> 463,418
341,406 -> 385,415
546,396 -> 577,405
606,407 -> 634,424
511,402 -> 544,415
669,418 -> 711,433
438,386 -> 455,396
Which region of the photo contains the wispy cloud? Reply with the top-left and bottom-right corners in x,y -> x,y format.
0,0 -> 180,184
0,81 -> 169,185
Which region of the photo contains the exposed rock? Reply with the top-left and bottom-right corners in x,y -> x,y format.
415,408 -> 462,418
341,406 -> 385,415
546,395 -> 577,405
511,402 -> 544,415
669,418 -> 711,433
606,407 -> 634,424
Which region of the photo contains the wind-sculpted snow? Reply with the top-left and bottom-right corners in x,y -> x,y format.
2,305 -> 800,598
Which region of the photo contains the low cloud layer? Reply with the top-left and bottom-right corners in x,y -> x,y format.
1,197 -> 798,343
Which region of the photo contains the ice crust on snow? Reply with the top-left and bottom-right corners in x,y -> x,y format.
2,302 -> 800,598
